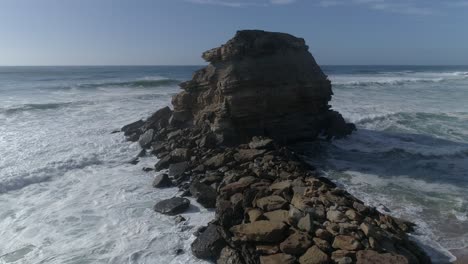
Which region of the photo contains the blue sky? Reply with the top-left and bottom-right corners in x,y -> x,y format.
1,0 -> 467,65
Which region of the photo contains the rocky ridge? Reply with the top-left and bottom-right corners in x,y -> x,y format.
120,30 -> 431,264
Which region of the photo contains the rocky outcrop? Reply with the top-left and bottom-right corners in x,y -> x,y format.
120,30 -> 430,264
170,30 -> 354,144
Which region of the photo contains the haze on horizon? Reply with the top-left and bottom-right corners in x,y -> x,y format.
1,0 -> 468,66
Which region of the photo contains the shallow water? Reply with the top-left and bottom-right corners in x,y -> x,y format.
1,65 -> 467,263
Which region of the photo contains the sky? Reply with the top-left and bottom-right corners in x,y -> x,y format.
1,0 -> 468,66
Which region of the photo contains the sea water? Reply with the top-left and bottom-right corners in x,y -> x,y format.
0,65 -> 467,263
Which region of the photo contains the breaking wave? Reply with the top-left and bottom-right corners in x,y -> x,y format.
78,79 -> 181,88
0,101 -> 90,115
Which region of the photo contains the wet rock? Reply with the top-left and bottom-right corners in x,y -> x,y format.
356,250 -> 409,264
121,119 -> 144,136
168,161 -> 189,178
142,167 -> 154,172
190,181 -> 217,208
260,253 -> 296,264
152,173 -> 173,188
170,148 -> 190,162
155,155 -> 172,171
299,245 -> 330,264
230,221 -> 288,242
279,232 -> 313,255
234,149 -> 267,162
217,246 -> 244,264
142,106 -> 172,131
191,224 -> 226,260
332,235 -> 363,251
138,129 -> 154,148
249,137 -> 274,150
174,215 -> 186,224
205,153 -> 227,168
153,197 -> 190,215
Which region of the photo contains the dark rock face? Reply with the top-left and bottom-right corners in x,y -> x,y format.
191,223 -> 226,260
153,197 -> 190,215
171,30 -> 354,144
152,174 -> 172,188
190,181 -> 217,208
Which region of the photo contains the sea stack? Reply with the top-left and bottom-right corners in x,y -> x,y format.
122,30 -> 430,264
170,30 -> 354,144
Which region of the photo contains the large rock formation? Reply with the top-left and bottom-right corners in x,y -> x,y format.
170,30 -> 354,144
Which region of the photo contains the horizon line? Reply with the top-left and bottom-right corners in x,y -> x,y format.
1,64 -> 468,67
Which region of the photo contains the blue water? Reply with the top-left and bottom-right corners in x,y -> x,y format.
0,65 -> 467,263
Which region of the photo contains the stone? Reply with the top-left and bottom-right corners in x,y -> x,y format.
234,149 -> 267,162
190,182 -> 217,208
121,119 -> 144,136
313,237 -> 332,253
249,137 -> 274,150
315,228 -> 333,242
260,253 -> 296,264
356,250 -> 409,264
345,209 -> 359,221
256,195 -> 288,211
168,161 -> 189,178
332,235 -> 363,251
263,210 -> 289,224
153,197 -> 190,215
172,30 -> 353,143
152,174 -> 173,188
297,214 -> 315,233
204,153 -> 227,168
331,250 -> 355,261
229,220 -> 287,242
138,129 -> 154,148
256,245 -> 280,255
327,210 -> 346,223
247,208 -> 264,222
299,245 -> 330,264
174,215 -> 186,224
217,246 -> 244,264
269,180 -> 292,193
191,224 -> 226,259
155,155 -> 171,171
142,106 -> 172,131
170,148 -> 190,162
280,232 -> 313,255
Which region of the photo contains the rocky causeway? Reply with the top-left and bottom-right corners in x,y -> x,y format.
120,30 -> 431,264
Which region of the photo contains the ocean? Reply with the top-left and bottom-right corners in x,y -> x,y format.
0,65 -> 467,263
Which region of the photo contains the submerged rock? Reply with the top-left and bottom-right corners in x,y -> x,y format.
153,197 -> 190,215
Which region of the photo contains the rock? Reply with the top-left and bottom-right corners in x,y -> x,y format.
138,129 -> 154,148
129,157 -> 139,165
313,237 -> 332,253
153,197 -> 190,215
331,250 -> 355,261
256,195 -> 288,211
191,224 -> 226,260
356,250 -> 409,264
171,30 -> 353,143
170,148 -> 190,162
263,210 -> 289,224
142,106 -> 172,131
229,220 -> 288,242
256,245 -> 280,255
315,229 -> 333,242
121,119 -> 144,136
327,210 -> 347,223
152,174 -> 173,188
279,232 -> 313,255
297,214 -> 315,233
249,137 -> 274,150
142,167 -> 154,172
174,215 -> 186,224
155,155 -> 172,171
247,208 -> 264,222
234,149 -> 267,162
190,181 -> 217,208
217,246 -> 244,264
269,180 -> 292,193
332,235 -> 363,251
168,161 -> 189,179
198,133 -> 217,148
260,253 -> 296,264
204,153 -> 227,168
299,245 -> 330,264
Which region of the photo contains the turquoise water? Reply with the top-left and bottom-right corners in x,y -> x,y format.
1,65 -> 467,263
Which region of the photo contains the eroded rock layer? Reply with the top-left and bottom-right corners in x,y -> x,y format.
170,30 -> 354,144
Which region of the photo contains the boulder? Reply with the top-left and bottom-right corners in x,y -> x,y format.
204,153 -> 227,168
155,155 -> 171,171
153,197 -> 190,215
256,195 -> 288,212
229,220 -> 288,242
138,129 -> 154,148
279,232 -> 313,255
356,250 -> 409,264
249,137 -> 274,150
142,106 -> 172,131
191,224 -> 226,260
168,161 -> 189,178
217,246 -> 244,264
263,210 -> 289,224
260,253 -> 296,264
152,174 -> 173,188
332,235 -> 363,251
234,149 -> 267,162
299,246 -> 330,264
170,148 -> 190,162
190,181 -> 217,208
121,119 -> 144,136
